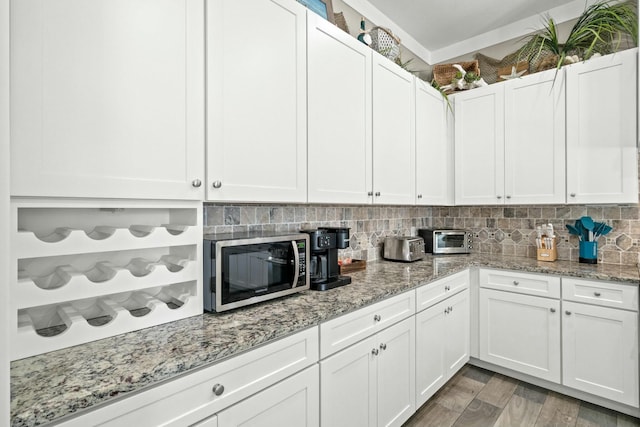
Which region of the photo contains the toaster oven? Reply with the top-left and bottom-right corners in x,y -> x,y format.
418,229 -> 472,254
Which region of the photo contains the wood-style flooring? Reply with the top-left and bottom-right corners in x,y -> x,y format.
403,364 -> 640,427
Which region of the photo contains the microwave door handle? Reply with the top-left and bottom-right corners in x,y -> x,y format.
291,240 -> 300,288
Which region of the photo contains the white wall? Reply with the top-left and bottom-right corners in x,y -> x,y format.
1,0 -> 10,420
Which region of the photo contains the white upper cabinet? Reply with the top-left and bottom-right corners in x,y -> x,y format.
454,84 -> 505,205
207,0 -> 307,203
307,13 -> 372,204
11,0 -> 205,200
566,48 -> 638,204
415,80 -> 453,205
372,54 -> 416,205
504,68 -> 566,204
455,67 -> 567,205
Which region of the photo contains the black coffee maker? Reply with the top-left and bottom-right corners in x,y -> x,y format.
301,227 -> 352,291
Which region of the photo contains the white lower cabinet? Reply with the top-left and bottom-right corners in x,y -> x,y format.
56,328 -> 318,427
320,316 -> 415,427
216,365 -> 319,427
562,301 -> 639,407
479,288 -> 561,383
415,288 -> 469,407
478,270 -> 640,410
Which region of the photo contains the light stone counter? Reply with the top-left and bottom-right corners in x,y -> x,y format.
10,254 -> 639,426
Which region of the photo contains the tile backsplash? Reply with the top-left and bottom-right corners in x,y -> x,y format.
204,205 -> 432,261
204,203 -> 640,265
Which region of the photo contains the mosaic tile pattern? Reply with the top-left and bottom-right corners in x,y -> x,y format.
205,202 -> 640,266
204,204 -> 433,261
431,205 -> 640,265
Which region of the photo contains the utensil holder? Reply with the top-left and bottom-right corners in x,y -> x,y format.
536,237 -> 557,262
579,241 -> 598,264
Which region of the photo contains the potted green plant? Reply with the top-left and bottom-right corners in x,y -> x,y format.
517,0 -> 637,71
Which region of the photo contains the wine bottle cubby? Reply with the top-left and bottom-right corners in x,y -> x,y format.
10,198 -> 203,360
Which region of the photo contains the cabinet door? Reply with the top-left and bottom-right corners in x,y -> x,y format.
479,289 -> 561,383
320,337 -> 376,427
454,85 -> 505,205
445,289 -> 470,375
207,0 -> 307,203
218,365 -> 319,427
562,301 -> 639,407
307,13 -> 372,204
11,0 -> 205,200
566,48 -> 638,204
415,79 -> 453,205
415,299 -> 447,408
372,54 -> 416,205
376,317 -> 415,427
504,68 -> 566,204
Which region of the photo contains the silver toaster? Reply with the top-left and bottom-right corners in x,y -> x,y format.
383,236 -> 425,262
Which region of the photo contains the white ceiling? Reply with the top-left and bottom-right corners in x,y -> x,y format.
341,0 -> 602,64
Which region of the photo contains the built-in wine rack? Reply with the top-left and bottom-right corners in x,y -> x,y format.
10,198 -> 202,360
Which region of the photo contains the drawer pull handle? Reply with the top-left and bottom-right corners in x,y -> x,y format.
513,281 -> 519,286
594,292 -> 601,297
565,310 -> 572,315
372,348 -> 379,356
550,308 -> 556,313
212,383 -> 225,396
380,343 -> 387,350
373,314 -> 381,322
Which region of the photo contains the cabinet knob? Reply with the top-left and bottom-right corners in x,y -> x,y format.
497,195 -> 502,199
550,308 -> 556,313
191,179 -> 202,188
565,310 -> 572,315
368,191 -> 373,196
506,195 -> 511,199
375,192 -> 381,197
212,180 -> 222,189
417,194 -> 423,199
373,314 -> 381,322
570,193 -> 576,198
212,383 -> 225,396
594,292 -> 601,297
444,285 -> 450,291
371,348 -> 379,356
380,343 -> 387,350
444,307 -> 449,314
513,281 -> 519,286
449,306 -> 453,312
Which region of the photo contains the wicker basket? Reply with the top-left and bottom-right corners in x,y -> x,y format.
369,26 -> 401,61
433,60 -> 480,87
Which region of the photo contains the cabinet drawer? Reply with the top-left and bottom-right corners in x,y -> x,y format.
57,327 -> 319,427
562,278 -> 638,311
480,269 -> 560,298
416,270 -> 469,312
320,291 -> 415,359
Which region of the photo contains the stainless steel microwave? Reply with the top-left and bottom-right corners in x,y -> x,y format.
203,232 -> 309,312
418,229 -> 473,254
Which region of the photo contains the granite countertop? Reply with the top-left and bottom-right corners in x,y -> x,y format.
10,254 -> 640,426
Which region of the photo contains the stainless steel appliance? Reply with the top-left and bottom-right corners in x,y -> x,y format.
418,229 -> 472,254
203,232 -> 309,312
383,236 -> 425,262
300,227 -> 351,291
